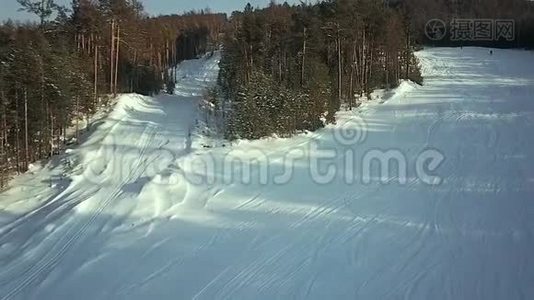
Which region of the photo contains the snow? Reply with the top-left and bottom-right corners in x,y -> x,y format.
1,47 -> 534,299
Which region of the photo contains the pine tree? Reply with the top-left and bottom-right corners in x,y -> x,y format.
0,0 -> 226,187
219,0 -> 424,140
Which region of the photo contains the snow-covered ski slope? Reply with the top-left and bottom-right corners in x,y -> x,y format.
1,47 -> 533,299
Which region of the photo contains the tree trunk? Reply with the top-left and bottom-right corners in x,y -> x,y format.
349,41 -> 356,110
337,28 -> 342,102
361,30 -> 366,97
114,24 -> 120,96
14,90 -> 20,173
301,27 -> 307,87
384,51 -> 389,89
24,89 -> 29,171
94,43 -> 98,106
75,96 -> 80,143
50,110 -> 54,158
110,19 -> 115,95
405,27 -> 411,79
40,58 -> 45,159
0,89 -> 4,188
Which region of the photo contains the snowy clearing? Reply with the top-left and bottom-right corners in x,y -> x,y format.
1,47 -> 534,299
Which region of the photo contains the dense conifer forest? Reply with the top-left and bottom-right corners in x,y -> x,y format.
1,0 -> 533,186
0,0 -> 224,187
215,0 -> 534,140
217,0 -> 423,140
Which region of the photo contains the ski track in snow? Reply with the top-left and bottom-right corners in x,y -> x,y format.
0,48 -> 534,299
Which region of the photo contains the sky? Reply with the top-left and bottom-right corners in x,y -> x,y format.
0,0 -> 303,21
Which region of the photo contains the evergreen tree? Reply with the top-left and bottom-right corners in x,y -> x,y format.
219,0 -> 423,139
0,1 -> 226,187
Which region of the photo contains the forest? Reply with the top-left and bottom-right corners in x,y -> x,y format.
217,0 -> 422,140
1,0 -> 533,186
216,0 -> 534,140
0,0 -> 224,188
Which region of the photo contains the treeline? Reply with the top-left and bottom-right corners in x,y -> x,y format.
405,0 -> 534,48
216,0 -> 422,140
0,0 -> 225,188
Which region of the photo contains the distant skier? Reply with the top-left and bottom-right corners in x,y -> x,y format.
489,50 -> 493,55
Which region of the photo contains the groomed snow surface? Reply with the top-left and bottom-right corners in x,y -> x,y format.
1,48 -> 534,299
